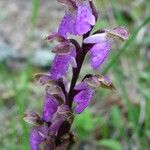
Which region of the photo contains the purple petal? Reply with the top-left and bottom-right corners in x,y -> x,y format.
74,89 -> 93,113
50,55 -> 71,79
43,94 -> 59,122
49,119 -> 64,133
50,48 -> 76,79
74,81 -> 94,113
30,126 -> 48,150
90,42 -> 111,69
74,100 -> 89,114
58,1 -> 95,37
58,12 -> 77,38
74,81 -> 88,90
76,3 -> 95,35
58,104 -> 70,112
83,33 -> 107,44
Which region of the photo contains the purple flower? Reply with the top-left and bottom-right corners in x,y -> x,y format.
73,74 -> 116,113
73,80 -> 95,113
58,0 -> 95,37
47,32 -> 77,80
43,86 -> 67,123
46,32 -> 73,55
75,0 -> 96,35
83,26 -> 129,69
33,73 -> 66,122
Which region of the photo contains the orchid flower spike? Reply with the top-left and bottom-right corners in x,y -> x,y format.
24,1 -> 129,149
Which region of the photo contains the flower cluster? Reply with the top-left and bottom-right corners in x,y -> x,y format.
24,0 -> 129,150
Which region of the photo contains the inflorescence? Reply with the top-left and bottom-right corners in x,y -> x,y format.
23,0 -> 129,149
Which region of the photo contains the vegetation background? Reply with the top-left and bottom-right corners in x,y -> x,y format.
0,0 -> 150,149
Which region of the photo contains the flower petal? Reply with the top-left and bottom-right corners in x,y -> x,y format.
50,55 -> 71,79
50,48 -> 76,79
30,126 -> 47,150
74,89 -> 93,113
74,81 -> 94,113
83,33 -> 107,44
58,12 -> 77,38
74,100 -> 89,114
76,3 -> 95,35
58,0 -> 95,36
74,81 -> 88,90
90,42 -> 111,69
50,105 -> 73,133
43,94 -> 59,122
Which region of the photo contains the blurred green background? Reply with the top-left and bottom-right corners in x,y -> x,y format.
0,0 -> 150,149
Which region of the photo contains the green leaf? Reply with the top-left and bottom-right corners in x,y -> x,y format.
73,109 -> 95,139
97,139 -> 121,150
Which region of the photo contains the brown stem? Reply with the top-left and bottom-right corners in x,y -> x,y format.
68,43 -> 89,108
